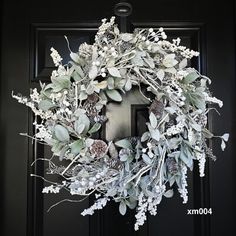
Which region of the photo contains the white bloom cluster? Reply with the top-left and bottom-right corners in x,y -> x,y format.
34,123 -> 52,140
96,17 -> 115,37
81,197 -> 109,216
166,122 -> 185,136
147,185 -> 166,215
166,79 -> 186,106
51,65 -> 69,78
30,88 -> 41,103
157,40 -> 199,59
134,193 -> 148,231
50,47 -> 63,66
195,146 -> 206,177
42,185 -> 60,194
178,165 -> 188,203
12,92 -> 53,119
177,70 -> 189,80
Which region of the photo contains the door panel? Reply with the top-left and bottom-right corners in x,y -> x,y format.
1,1 -> 235,236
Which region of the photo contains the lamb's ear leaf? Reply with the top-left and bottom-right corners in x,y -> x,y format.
164,189 -> 174,198
115,139 -> 132,149
119,201 -> 127,216
54,125 -> 70,142
182,72 -> 199,84
107,67 -> 122,78
106,89 -> 122,102
88,123 -> 101,134
38,100 -> 55,111
70,139 -> 84,155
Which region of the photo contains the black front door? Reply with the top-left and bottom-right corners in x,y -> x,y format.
1,1 -> 235,236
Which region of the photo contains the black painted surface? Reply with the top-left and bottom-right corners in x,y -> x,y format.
1,1 -> 236,236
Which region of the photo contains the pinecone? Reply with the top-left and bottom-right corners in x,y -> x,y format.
149,99 -> 164,119
165,114 -> 176,129
105,157 -> 123,171
83,94 -> 100,119
166,157 -> 179,175
120,42 -> 133,53
90,140 -> 108,158
127,136 -> 140,148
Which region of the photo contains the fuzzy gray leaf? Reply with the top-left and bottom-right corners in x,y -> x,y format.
106,89 -> 122,102
54,125 -> 70,142
119,201 -> 127,215
107,67 -> 121,78
89,65 -> 98,79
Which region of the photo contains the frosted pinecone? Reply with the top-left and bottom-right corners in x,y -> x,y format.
127,136 -> 140,148
90,140 -> 108,158
105,157 -> 123,171
149,99 -> 164,119
83,94 -> 100,120
166,157 -> 179,175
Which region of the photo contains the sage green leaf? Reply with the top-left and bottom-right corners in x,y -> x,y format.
141,131 -> 150,142
179,58 -> 188,69
149,112 -> 157,128
183,72 -> 199,84
75,123 -> 85,134
124,78 -> 132,91
148,124 -> 160,141
74,65 -> 85,78
107,77 -> 115,89
88,123 -> 101,134
142,154 -> 152,165
70,52 -> 80,63
126,198 -> 137,209
115,139 -> 132,149
89,65 -> 98,79
119,201 -> 127,215
38,100 -> 55,111
107,67 -> 121,78
180,145 -> 193,168
54,125 -> 70,142
131,55 -> 144,66
70,139 -> 84,155
59,145 -> 69,161
116,78 -> 126,89
51,75 -> 70,92
74,113 -> 90,134
164,189 -> 174,198
156,69 -> 165,81
72,71 -> 82,82
106,89 -> 122,102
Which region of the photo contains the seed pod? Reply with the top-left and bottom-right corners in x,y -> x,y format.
149,99 -> 164,119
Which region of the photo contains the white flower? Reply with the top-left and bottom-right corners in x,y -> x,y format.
42,185 -> 60,194
50,47 -> 63,66
162,54 -> 178,68
178,165 -> 188,203
81,197 -> 109,216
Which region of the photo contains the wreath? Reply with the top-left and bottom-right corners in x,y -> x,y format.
13,17 -> 229,230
